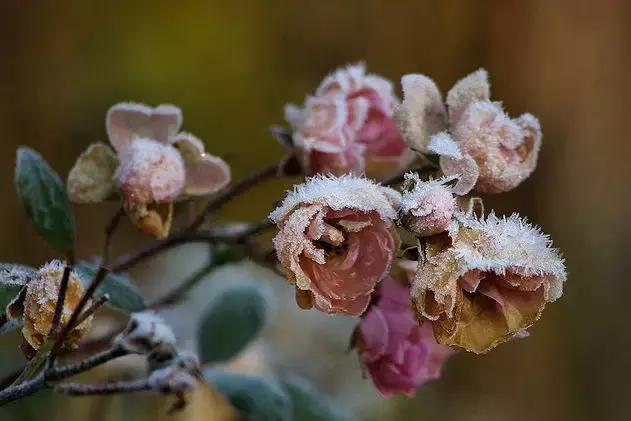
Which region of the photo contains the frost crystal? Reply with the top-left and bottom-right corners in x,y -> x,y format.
269,174 -> 401,223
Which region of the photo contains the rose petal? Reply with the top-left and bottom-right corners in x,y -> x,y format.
171,133 -> 231,196
106,102 -> 183,153
446,68 -> 490,126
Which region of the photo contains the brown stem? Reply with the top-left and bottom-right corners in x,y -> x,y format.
102,206 -> 124,265
70,295 -> 110,330
187,160 -> 281,232
55,379 -> 153,396
48,264 -> 73,338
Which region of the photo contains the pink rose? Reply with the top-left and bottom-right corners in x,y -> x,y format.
284,64 -> 414,179
396,69 -> 542,194
269,175 -> 401,315
358,277 -> 454,397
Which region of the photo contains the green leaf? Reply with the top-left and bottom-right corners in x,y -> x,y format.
75,262 -> 146,312
198,282 -> 269,364
204,369 -> 292,421
281,376 -> 353,421
0,317 -> 22,335
15,147 -> 75,254
0,263 -> 32,311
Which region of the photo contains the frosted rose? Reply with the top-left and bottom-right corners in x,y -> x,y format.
269,175 -> 401,315
22,260 -> 92,351
399,173 -> 457,236
67,103 -> 231,238
284,64 -> 414,179
396,69 -> 542,194
410,212 -> 567,353
357,276 -> 453,397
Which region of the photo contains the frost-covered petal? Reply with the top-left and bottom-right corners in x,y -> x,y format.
395,74 -> 447,152
446,68 -> 490,126
427,132 -> 479,195
269,174 -> 400,224
171,133 -> 231,196
67,142 -> 118,204
106,102 -> 183,153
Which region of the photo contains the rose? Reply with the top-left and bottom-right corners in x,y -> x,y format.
357,276 -> 454,397
410,212 -> 567,353
284,64 -> 414,179
396,69 -> 542,194
67,102 -> 231,238
269,175 -> 401,316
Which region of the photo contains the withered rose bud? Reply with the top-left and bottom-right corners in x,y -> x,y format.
410,212 -> 567,353
22,261 -> 92,351
284,64 -> 414,179
115,311 -> 176,358
67,102 -> 231,238
357,276 -> 453,397
399,173 -> 457,237
269,175 -> 401,316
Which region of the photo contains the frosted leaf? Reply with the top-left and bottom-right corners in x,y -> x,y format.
66,142 -> 118,204
269,174 -> 400,223
446,68 -> 490,126
171,133 -> 231,196
395,74 -> 447,152
106,102 -> 183,153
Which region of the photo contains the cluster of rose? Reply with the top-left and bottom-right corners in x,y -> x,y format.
268,65 -> 566,397
18,63 -> 565,401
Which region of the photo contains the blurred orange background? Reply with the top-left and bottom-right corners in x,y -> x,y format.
0,1 -> 629,420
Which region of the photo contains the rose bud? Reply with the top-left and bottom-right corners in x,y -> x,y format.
410,212 -> 567,353
399,173 -> 457,236
22,261 -> 92,351
269,175 -> 401,316
284,64 -> 414,179
67,103 -> 231,238
357,276 -> 454,397
115,311 -> 177,359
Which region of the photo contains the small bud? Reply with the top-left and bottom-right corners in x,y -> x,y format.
115,311 -> 176,358
22,261 -> 92,351
149,365 -> 198,394
399,173 -> 457,236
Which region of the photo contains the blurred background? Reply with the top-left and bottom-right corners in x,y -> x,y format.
0,1 -> 630,420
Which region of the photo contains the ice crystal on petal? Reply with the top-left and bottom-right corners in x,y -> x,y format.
269,174 -> 400,223
399,173 -> 457,236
